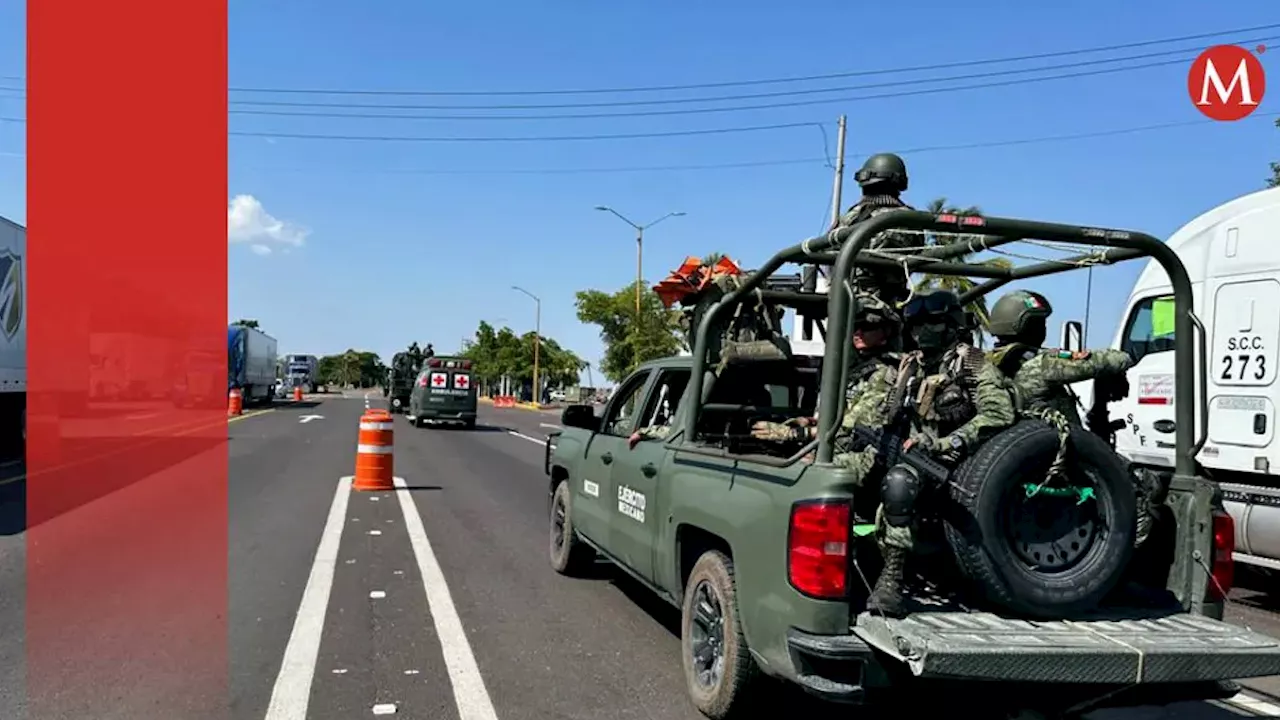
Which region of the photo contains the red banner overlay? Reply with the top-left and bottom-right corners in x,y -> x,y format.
28,0 -> 228,716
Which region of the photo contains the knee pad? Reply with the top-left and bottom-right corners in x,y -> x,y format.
880,465 -> 921,527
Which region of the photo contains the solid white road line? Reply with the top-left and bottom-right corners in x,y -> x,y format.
394,476 -> 499,720
264,476 -> 353,720
538,422 -> 561,430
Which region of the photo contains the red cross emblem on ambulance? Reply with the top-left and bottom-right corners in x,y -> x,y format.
430,372 -> 448,388
453,373 -> 470,390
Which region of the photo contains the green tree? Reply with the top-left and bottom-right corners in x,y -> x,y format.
460,322 -> 585,392
233,318 -> 260,329
913,198 -> 1013,342
317,350 -> 385,388
575,280 -> 683,382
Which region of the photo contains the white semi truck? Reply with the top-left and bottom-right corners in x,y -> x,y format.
1069,186 -> 1280,572
0,216 -> 24,455
283,354 -> 319,393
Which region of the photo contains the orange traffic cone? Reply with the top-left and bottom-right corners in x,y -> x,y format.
293,386 -> 303,401
353,409 -> 395,491
227,388 -> 243,417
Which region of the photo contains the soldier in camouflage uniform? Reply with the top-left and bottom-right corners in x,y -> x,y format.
986,289 -> 1134,425
864,290 -> 1018,617
748,294 -> 903,449
832,153 -> 917,307
985,289 -> 1152,542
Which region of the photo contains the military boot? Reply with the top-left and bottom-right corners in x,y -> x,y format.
866,547 -> 909,617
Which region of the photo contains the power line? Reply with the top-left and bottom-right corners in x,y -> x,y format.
217,53 -> 1230,122
219,112 -> 1278,172
226,120 -> 824,143
3,111 -> 1274,170
218,23 -> 1280,97
216,42 -> 1267,113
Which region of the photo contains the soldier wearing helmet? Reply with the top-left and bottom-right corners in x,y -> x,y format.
987,289 -> 1134,424
859,290 -> 1017,617
749,293 -> 903,445
832,153 -> 917,306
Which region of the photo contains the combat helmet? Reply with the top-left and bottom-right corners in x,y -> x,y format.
854,153 -> 908,194
987,289 -> 1053,340
902,289 -> 965,326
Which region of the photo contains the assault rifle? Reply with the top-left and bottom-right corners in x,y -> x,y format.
836,353 -> 953,484
1086,372 -> 1129,447
844,425 -> 953,484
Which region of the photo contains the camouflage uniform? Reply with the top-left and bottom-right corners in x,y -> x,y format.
634,423 -> 674,442
990,345 -> 1134,425
864,291 -> 1018,617
987,289 -> 1147,541
831,153 -> 917,306
751,294 -> 901,456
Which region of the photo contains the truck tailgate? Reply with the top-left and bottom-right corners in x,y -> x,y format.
854,610 -> 1280,684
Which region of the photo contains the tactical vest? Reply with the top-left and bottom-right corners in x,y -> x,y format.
989,343 -> 1080,422
916,344 -> 984,435
839,195 -> 914,305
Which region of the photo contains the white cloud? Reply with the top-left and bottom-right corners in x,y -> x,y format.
228,194 -> 309,250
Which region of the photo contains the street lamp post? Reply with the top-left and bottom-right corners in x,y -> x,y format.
511,286 -> 541,404
594,206 -> 686,319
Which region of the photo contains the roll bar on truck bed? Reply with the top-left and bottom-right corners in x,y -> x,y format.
675,209 -> 1217,613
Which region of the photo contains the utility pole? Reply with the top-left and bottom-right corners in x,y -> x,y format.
829,115 -> 848,228
595,206 -> 687,319
512,286 -> 541,404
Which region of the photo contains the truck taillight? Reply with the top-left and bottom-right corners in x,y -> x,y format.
1208,509 -> 1235,602
461,360 -> 472,370
788,500 -> 849,599
428,358 -> 441,368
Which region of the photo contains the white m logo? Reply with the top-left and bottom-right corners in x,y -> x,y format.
1197,57 -> 1260,107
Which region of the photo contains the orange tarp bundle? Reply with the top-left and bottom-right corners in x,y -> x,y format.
652,256 -> 743,308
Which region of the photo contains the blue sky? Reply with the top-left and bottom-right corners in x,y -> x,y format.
0,0 -> 1276,384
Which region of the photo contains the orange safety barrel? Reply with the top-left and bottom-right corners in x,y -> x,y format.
227,388 -> 243,417
353,409 -> 395,491
293,386 -> 303,401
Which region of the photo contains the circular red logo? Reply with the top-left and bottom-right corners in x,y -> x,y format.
1188,44 -> 1266,121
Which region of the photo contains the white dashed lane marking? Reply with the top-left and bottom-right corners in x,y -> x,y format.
1226,692 -> 1280,716
506,430 -> 544,446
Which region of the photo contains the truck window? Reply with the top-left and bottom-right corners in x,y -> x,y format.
601,371 -> 651,437
639,369 -> 691,431
1120,294 -> 1176,364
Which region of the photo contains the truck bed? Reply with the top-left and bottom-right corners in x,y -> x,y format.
853,586 -> 1280,684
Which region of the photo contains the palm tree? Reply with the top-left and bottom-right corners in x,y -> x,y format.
914,198 -> 1013,344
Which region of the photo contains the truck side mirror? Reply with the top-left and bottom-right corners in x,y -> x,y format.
561,404 -> 601,433
1060,320 -> 1084,352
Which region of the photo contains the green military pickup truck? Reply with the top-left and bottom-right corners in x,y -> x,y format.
543,210 -> 1280,719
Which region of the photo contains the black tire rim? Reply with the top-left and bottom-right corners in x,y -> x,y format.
1001,465 -> 1108,573
689,579 -> 726,690
552,490 -> 567,556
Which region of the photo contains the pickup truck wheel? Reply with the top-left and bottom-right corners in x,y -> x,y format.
681,551 -> 759,719
549,480 -> 595,576
944,419 -> 1136,618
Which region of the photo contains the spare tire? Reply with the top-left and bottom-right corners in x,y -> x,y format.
942,419 -> 1136,618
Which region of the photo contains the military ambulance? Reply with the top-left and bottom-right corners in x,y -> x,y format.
407,356 -> 477,429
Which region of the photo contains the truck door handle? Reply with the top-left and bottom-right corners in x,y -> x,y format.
641,463 -> 657,477
601,452 -> 613,465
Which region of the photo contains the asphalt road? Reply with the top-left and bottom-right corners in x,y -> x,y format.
0,394 -> 1277,718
